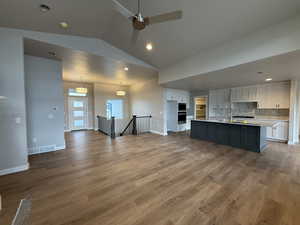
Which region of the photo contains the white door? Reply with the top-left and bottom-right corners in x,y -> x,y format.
68,97 -> 88,131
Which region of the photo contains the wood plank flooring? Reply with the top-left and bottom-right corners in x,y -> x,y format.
1,131 -> 300,225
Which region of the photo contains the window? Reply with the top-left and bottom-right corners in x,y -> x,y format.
73,101 -> 84,108
68,88 -> 87,97
73,111 -> 84,117
106,100 -> 123,119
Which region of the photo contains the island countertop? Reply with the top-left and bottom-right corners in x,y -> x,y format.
192,119 -> 277,127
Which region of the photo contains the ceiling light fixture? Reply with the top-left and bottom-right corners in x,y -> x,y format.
40,4 -> 50,12
124,67 -> 129,71
146,43 -> 153,51
116,82 -> 126,96
76,87 -> 88,94
59,22 -> 69,29
116,90 -> 126,96
265,78 -> 272,82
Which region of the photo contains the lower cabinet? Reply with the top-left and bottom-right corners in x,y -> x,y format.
191,121 -> 267,152
266,121 -> 288,142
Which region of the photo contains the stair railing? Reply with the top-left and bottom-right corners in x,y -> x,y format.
120,115 -> 152,136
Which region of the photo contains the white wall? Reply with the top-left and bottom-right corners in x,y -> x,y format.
0,27 -> 154,70
94,83 -> 130,132
25,55 -> 65,155
129,79 -> 165,135
64,82 -> 95,131
159,15 -> 300,84
0,30 -> 28,175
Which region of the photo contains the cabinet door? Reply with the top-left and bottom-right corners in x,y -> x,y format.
241,126 -> 260,152
266,126 -> 275,139
276,82 -> 290,109
241,87 -> 250,101
274,122 -> 288,140
248,86 -> 258,101
258,84 -> 277,109
231,88 -> 238,102
209,91 -> 217,117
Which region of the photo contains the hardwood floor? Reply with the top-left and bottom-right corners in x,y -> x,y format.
1,131 -> 300,225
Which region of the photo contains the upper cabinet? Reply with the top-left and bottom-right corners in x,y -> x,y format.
231,82 -> 290,109
257,82 -> 290,109
165,88 -> 190,108
209,89 -> 230,118
231,86 -> 258,102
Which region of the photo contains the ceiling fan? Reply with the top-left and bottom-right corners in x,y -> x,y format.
112,0 -> 183,43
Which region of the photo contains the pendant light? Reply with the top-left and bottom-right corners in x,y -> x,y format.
116,82 -> 126,96
76,75 -> 88,94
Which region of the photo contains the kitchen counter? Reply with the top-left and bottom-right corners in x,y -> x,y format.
194,119 -> 277,127
191,120 -> 268,153
254,116 -> 289,122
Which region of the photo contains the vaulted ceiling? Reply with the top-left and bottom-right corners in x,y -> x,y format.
1,0 -> 300,69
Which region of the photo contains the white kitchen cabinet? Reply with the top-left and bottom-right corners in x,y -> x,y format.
266,121 -> 289,141
257,84 -> 274,109
231,86 -> 258,102
166,88 -> 190,108
209,89 -> 230,118
275,82 -> 290,109
257,82 -> 290,109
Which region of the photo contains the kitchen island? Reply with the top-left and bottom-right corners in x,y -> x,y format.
190,120 -> 274,153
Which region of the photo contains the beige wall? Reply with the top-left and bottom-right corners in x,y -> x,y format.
63,82 -> 95,130
94,83 -> 130,129
129,79 -> 165,135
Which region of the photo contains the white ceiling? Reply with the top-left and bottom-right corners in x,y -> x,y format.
24,39 -> 158,85
162,50 -> 300,91
1,0 -> 300,68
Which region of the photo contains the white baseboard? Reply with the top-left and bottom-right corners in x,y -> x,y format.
28,144 -> 66,155
150,130 -> 168,136
55,145 -> 66,151
0,163 -> 29,176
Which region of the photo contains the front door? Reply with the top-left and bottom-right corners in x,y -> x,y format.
68,97 -> 88,131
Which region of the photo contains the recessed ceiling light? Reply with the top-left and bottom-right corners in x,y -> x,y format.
146,43 -> 153,51
59,22 -> 69,29
48,51 -> 56,56
124,67 -> 129,71
265,78 -> 272,82
40,4 -> 50,12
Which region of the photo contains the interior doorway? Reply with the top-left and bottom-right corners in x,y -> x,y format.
68,97 -> 88,131
194,96 -> 208,120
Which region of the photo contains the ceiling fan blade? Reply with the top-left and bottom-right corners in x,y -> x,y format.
131,29 -> 140,45
112,0 -> 135,19
147,10 -> 183,25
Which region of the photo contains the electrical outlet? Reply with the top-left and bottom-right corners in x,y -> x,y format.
15,117 -> 21,124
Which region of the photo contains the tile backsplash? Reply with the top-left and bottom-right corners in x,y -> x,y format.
232,102 -> 289,117
256,109 -> 289,117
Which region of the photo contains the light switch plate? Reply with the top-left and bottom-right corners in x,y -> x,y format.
15,117 -> 21,124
